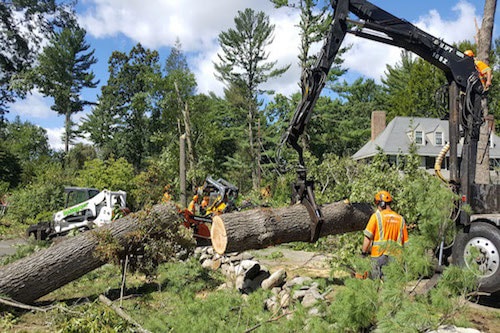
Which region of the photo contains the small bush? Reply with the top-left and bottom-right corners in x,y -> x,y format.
55,302 -> 130,333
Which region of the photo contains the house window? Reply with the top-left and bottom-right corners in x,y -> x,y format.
425,156 -> 435,169
415,131 -> 424,145
435,132 -> 443,146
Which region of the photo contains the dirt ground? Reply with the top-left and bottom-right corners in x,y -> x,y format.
0,238 -> 26,257
250,246 -> 333,278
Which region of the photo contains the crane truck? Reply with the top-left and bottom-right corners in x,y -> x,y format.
280,0 -> 500,292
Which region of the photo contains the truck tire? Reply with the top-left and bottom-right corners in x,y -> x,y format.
453,222 -> 500,293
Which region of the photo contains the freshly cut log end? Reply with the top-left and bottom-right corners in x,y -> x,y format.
211,215 -> 227,254
211,201 -> 373,254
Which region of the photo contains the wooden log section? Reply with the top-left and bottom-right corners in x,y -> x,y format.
211,201 -> 373,254
0,203 -> 180,304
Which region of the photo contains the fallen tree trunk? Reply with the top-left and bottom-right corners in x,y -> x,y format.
0,203 -> 180,304
211,201 -> 372,254
0,200 -> 372,303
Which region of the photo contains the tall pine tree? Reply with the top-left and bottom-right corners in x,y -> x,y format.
31,26 -> 98,154
214,8 -> 290,190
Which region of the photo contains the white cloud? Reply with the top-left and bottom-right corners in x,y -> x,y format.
45,126 -> 92,152
9,91 -> 53,119
78,0 -> 275,52
45,127 -> 65,151
8,93 -> 93,151
261,9 -> 302,96
78,0 -> 298,96
414,1 -> 478,42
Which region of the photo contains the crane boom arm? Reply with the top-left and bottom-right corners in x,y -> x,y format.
282,0 -> 486,239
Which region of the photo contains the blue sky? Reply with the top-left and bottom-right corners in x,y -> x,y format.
6,0 -> 498,150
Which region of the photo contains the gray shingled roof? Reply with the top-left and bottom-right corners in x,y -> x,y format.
352,117 -> 500,160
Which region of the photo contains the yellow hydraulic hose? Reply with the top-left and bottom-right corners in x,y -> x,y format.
434,143 -> 450,183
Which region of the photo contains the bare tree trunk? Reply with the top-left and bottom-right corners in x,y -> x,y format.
475,0 -> 497,184
0,204 -> 177,304
211,201 -> 372,254
174,81 -> 195,173
64,111 -> 71,154
248,105 -> 259,191
476,0 -> 496,62
179,134 -> 187,208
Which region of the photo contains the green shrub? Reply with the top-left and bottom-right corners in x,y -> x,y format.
6,162 -> 67,225
328,278 -> 379,331
75,157 -> 137,208
55,302 -> 130,333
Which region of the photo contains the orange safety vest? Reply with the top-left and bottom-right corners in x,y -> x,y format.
364,208 -> 408,258
475,59 -> 492,88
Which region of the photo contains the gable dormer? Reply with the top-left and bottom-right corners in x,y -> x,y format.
412,124 -> 425,145
433,125 -> 445,146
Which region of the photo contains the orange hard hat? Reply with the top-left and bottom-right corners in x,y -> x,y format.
374,190 -> 392,204
464,49 -> 474,57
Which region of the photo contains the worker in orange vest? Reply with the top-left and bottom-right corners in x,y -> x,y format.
464,49 -> 492,91
362,190 -> 409,279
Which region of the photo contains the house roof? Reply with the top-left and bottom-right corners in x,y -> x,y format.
352,116 -> 500,160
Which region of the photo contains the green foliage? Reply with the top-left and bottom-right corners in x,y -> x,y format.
329,251 -> 479,332
0,1 -> 76,116
74,157 -> 136,206
130,160 -> 168,209
94,203 -> 195,277
65,143 -> 97,172
437,265 -> 478,296
215,8 -> 290,190
382,50 -> 448,119
6,162 -> 67,224
30,25 -> 98,153
81,44 -> 162,168
328,278 -> 379,331
160,257 -> 224,295
0,312 -> 18,331
311,147 -> 457,244
3,116 -> 50,164
266,250 -> 284,259
0,146 -> 22,189
55,302 -> 129,333
147,290 -> 243,332
309,78 -> 384,158
2,117 -> 53,186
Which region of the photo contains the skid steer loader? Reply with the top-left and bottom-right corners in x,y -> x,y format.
180,176 -> 239,245
26,187 -> 129,240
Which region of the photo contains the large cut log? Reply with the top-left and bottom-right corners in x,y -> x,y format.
211,201 -> 372,254
0,203 -> 181,304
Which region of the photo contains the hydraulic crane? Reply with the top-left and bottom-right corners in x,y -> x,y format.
280,0 -> 500,292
